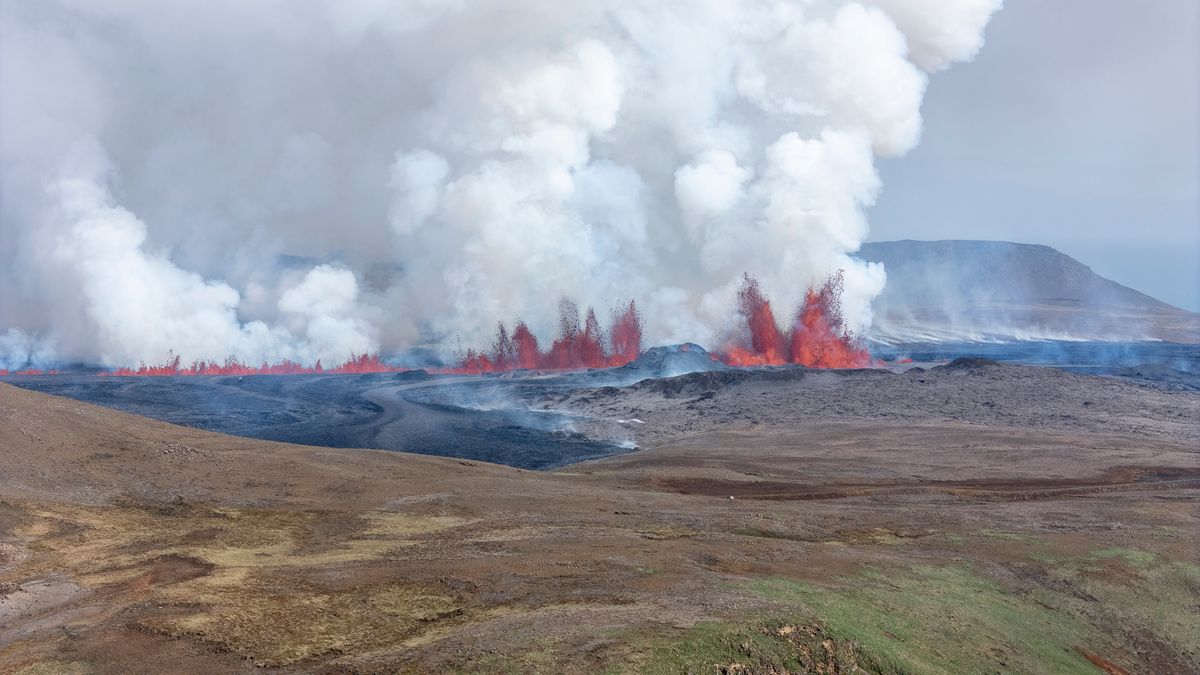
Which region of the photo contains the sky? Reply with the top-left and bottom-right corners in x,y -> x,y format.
870,0 -> 1200,311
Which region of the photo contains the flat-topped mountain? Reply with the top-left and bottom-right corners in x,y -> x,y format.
860,240 -> 1200,344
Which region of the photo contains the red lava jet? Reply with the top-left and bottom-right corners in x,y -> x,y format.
455,300 -> 642,374
718,272 -> 874,369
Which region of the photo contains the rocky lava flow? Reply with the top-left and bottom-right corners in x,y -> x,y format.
6,356 -> 1198,475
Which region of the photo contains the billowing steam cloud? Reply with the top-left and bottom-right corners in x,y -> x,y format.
0,0 -> 1001,368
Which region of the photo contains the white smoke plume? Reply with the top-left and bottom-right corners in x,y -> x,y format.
0,0 -> 1001,368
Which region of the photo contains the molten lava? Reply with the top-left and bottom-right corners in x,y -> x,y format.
107,352 -> 404,376
719,272 -> 873,369
455,300 -> 643,373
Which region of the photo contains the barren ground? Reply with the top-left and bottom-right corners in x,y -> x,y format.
1,360 -> 1197,673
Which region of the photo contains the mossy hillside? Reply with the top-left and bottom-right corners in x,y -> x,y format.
746,566 -> 1100,674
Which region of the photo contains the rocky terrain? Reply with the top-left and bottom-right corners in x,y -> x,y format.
0,362 -> 1198,673
861,240 -> 1200,343
542,358 -> 1199,448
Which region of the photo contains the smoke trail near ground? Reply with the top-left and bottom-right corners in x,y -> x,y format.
0,0 -> 1001,368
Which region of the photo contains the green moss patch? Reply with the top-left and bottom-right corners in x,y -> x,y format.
617,620 -> 865,675
1034,548 -> 1200,669
747,566 -> 1100,674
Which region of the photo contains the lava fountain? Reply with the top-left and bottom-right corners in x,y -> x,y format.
718,272 -> 874,369
455,300 -> 642,374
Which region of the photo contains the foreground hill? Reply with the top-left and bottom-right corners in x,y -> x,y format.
1,367 -> 1198,673
860,240 -> 1200,343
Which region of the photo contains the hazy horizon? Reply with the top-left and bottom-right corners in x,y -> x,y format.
863,236 -> 1197,313
870,0 -> 1200,312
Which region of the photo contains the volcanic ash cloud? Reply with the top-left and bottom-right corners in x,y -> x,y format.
0,0 -> 1001,368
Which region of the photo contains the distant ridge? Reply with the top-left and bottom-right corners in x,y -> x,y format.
860,240 -> 1200,344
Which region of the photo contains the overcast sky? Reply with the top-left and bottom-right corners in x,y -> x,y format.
870,0 -> 1200,311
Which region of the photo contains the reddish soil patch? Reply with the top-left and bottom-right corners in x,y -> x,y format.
120,555 -> 214,592
1076,647 -> 1133,675
651,466 -> 1200,501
